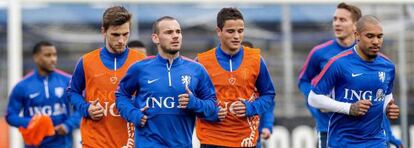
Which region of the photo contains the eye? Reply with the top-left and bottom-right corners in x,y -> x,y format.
238,29 -> 244,34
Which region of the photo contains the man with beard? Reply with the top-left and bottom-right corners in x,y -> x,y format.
308,15 -> 400,148
66,6 -> 145,148
196,8 -> 275,148
297,3 -> 361,148
6,41 -> 81,147
116,16 -> 222,148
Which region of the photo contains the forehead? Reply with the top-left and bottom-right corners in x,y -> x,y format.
157,19 -> 181,31
38,46 -> 56,54
361,23 -> 383,34
106,22 -> 130,33
334,8 -> 352,19
223,19 -> 244,29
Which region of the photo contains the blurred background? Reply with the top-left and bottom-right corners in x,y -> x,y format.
1,0 -> 414,147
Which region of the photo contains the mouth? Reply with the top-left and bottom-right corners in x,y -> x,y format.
369,46 -> 381,52
231,41 -> 240,45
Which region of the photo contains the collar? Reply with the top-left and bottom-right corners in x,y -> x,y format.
34,68 -> 54,80
156,54 -> 183,66
216,44 -> 244,59
101,46 -> 129,59
334,39 -> 356,50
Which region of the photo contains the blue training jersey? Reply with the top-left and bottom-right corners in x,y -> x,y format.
312,48 -> 395,148
298,39 -> 355,132
116,54 -> 219,148
6,69 -> 81,148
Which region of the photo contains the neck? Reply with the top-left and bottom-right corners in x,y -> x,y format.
220,45 -> 240,56
37,68 -> 51,77
336,35 -> 355,47
355,46 -> 374,62
159,50 -> 179,64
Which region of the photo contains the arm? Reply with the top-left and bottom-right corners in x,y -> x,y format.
5,84 -> 31,128
115,65 -> 145,126
61,92 -> 82,133
308,60 -> 351,115
244,58 -> 276,117
298,49 -> 320,98
66,58 -> 90,118
260,104 -> 275,133
383,114 -> 402,147
186,66 -> 219,122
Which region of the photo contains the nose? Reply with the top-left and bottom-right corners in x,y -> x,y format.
372,37 -> 380,45
118,36 -> 126,44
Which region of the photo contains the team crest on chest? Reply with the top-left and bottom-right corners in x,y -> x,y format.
55,87 -> 64,98
228,77 -> 236,85
378,72 -> 385,83
110,76 -> 118,84
181,75 -> 191,86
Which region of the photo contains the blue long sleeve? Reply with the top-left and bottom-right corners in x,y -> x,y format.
259,104 -> 275,133
187,67 -> 219,122
6,84 -> 31,128
384,115 -> 402,146
245,58 -> 276,117
62,92 -> 82,133
66,58 -> 90,118
115,65 -> 145,125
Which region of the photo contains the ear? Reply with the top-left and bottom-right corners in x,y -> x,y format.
354,31 -> 360,42
216,27 -> 222,38
101,26 -> 106,36
151,33 -> 159,44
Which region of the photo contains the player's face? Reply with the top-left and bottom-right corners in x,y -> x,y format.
356,23 -> 383,59
103,22 -> 130,54
34,46 -> 57,73
152,19 -> 182,55
217,19 -> 244,52
332,8 -> 356,40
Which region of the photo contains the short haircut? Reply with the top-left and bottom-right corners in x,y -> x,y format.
102,6 -> 132,31
152,16 -> 176,34
337,2 -> 362,22
241,41 -> 254,48
217,7 -> 244,30
356,15 -> 381,33
32,41 -> 54,55
128,40 -> 146,48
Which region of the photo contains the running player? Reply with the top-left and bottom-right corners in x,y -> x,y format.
308,15 -> 400,148
66,6 -> 145,148
116,16 -> 221,148
297,3 -> 361,147
196,8 -> 276,148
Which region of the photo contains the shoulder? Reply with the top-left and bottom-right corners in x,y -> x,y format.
378,52 -> 395,68
197,48 -> 216,58
14,71 -> 36,90
128,49 -> 146,59
309,40 -> 336,58
182,56 -> 204,69
325,49 -> 354,69
130,55 -> 157,71
83,48 -> 101,59
54,69 -> 72,79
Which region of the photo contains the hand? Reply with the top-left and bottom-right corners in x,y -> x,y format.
88,99 -> 104,121
349,99 -> 372,116
261,128 -> 271,140
178,84 -> 193,109
232,100 -> 246,117
386,99 -> 400,120
218,106 -> 227,121
54,124 -> 68,135
140,106 -> 149,127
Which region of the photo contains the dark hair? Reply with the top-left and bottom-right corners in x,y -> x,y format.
217,7 -> 244,30
33,41 -> 54,55
241,41 -> 254,48
128,40 -> 146,48
152,16 -> 176,34
102,6 -> 132,31
337,2 -> 362,22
